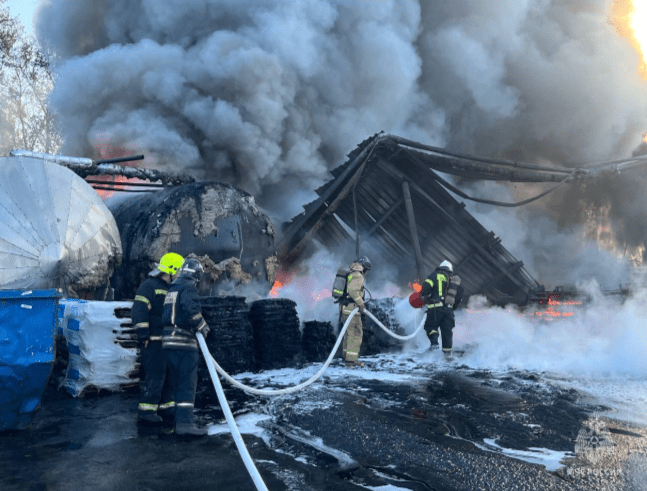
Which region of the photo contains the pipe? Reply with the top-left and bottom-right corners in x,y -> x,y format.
95,155 -> 144,165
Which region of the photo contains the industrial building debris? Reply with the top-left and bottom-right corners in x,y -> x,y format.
9,150 -> 195,186
278,133 -> 647,306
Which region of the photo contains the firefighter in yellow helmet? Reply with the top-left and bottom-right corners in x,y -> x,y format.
132,252 -> 184,426
340,256 -> 370,368
420,260 -> 463,357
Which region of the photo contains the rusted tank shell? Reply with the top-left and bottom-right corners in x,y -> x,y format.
0,155 -> 121,294
108,181 -> 277,299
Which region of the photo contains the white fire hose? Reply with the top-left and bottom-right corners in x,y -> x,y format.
206,308 -> 427,396
197,331 -> 269,491
197,307 -> 427,491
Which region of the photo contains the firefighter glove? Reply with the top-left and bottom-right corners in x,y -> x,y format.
359,304 -> 366,314
197,324 -> 210,338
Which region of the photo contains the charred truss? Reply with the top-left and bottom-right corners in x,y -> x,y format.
278,133 -> 647,306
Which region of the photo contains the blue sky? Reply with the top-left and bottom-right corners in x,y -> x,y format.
5,0 -> 39,35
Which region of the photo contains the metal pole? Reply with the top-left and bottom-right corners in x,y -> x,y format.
402,180 -> 424,282
353,186 -> 359,258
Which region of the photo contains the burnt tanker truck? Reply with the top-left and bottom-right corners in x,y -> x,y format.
107,181 -> 278,300
2,151 -> 278,299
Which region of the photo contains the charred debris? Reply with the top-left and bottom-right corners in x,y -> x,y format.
5,135 -> 643,306
278,133 -> 643,308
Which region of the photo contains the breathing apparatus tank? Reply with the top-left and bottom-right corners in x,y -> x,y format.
445,275 -> 461,308
331,267 -> 349,302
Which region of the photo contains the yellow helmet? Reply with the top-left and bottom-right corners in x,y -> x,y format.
157,252 -> 184,275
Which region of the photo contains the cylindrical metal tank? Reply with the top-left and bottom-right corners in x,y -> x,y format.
0,155 -> 122,295
108,181 -> 277,300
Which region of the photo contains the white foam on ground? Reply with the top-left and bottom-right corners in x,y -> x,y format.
476,438 -> 572,471
208,412 -> 271,439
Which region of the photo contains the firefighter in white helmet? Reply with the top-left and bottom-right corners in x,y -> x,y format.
420,260 -> 463,357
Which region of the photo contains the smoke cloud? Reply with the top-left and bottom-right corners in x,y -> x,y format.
36,0 -> 647,282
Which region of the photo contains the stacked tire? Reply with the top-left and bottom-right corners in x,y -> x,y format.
301,321 -> 336,363
249,298 -> 301,370
363,298 -> 404,355
196,296 -> 254,410
200,296 -> 254,374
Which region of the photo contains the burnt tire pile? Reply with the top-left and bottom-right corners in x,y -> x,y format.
250,298 -> 301,370
200,296 -> 255,375
362,298 -> 404,356
196,296 -> 255,408
301,321 -> 336,363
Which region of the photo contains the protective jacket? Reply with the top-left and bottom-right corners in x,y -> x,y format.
131,276 -> 171,342
421,268 -> 463,310
341,262 -> 366,310
340,261 -> 366,364
161,277 -> 208,350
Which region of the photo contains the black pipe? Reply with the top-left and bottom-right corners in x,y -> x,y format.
86,179 -> 166,187
90,185 -> 157,193
95,155 -> 145,165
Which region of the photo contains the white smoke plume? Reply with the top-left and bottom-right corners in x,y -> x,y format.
36,0 -> 647,281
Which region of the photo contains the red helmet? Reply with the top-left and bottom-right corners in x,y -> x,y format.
409,291 -> 424,309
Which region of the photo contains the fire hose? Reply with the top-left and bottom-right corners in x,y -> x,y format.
205,308 -> 427,397
197,308 -> 427,491
198,331 -> 269,491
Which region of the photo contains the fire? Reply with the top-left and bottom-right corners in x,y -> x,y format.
90,140 -> 146,199
612,0 -> 647,77
90,174 -> 129,199
531,294 -> 582,320
409,282 -> 422,292
269,279 -> 283,297
311,289 -> 331,301
269,268 -> 293,298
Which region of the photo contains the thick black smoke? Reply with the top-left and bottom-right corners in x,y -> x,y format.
36,0 -> 647,284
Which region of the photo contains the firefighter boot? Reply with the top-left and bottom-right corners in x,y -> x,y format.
174,405 -> 207,437
158,402 -> 175,427
137,408 -> 163,426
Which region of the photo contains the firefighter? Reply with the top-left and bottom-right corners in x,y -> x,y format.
161,258 -> 210,436
132,252 -> 184,426
420,260 -> 464,357
340,256 -> 370,368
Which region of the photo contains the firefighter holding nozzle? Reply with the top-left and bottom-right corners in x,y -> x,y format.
335,256 -> 371,368
420,260 -> 464,357
161,258 -> 210,436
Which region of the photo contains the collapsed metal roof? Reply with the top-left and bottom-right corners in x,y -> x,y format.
278,133 -> 647,306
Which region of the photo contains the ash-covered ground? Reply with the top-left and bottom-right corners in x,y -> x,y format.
2,350 -> 647,490
3,289 -> 647,490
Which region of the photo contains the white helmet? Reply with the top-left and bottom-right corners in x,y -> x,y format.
439,260 -> 453,272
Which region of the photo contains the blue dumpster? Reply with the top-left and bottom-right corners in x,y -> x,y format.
0,289 -> 61,431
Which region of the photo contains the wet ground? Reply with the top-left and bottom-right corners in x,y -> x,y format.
2,352 -> 647,491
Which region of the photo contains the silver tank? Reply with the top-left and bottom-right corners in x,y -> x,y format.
0,155 -> 122,294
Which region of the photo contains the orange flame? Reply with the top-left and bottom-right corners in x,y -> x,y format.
612,0 -> 647,78
409,282 -> 422,292
269,268 -> 293,298
90,142 -> 145,199
269,280 -> 283,297
530,294 -> 583,319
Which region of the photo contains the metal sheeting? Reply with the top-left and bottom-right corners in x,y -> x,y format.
0,156 -> 122,292
279,135 -> 541,306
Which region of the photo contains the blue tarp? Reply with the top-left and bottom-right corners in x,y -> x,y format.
0,289 -> 61,431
